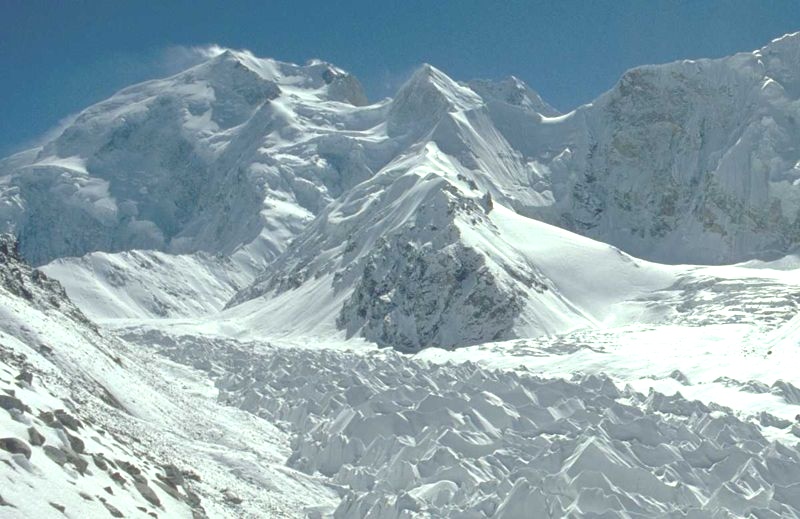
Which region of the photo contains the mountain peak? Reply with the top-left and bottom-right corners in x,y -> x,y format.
404,63 -> 470,96
387,63 -> 483,136
763,31 -> 800,50
468,76 -> 559,116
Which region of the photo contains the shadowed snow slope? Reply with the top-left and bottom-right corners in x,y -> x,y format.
41,250 -> 257,320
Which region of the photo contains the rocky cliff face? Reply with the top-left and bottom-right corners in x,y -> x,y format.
542,33 -> 800,263
336,186 -> 531,351
227,153 -> 545,351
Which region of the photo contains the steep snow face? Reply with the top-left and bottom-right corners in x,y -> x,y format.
41,250 -> 257,321
0,51 -> 380,266
468,76 -> 560,117
540,34 -> 800,263
226,145 -> 553,349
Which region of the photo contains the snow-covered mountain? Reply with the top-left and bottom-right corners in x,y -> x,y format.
0,50 -> 377,267
3,34 -> 798,269
5,32 -> 800,518
545,32 -> 800,263
4,34 -> 800,348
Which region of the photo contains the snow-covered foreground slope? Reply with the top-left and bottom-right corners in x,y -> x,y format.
0,236 -> 337,517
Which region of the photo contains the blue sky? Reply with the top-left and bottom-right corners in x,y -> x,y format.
2,0 -> 800,156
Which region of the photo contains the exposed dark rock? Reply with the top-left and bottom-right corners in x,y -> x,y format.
43,445 -> 68,465
66,432 -> 85,454
27,427 -> 45,446
340,235 -> 526,351
67,451 -> 89,474
54,409 -> 82,430
135,481 -> 162,507
0,234 -> 98,331
185,489 -> 202,508
39,411 -> 59,427
117,459 -> 141,476
0,395 -> 27,413
161,463 -> 184,486
93,453 -> 109,470
182,469 -> 202,481
15,371 -> 33,385
49,502 -> 66,514
102,501 -> 124,517
772,380 -> 800,405
0,437 -> 31,459
111,471 -> 127,486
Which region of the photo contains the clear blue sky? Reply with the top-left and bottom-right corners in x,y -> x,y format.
2,0 -> 800,156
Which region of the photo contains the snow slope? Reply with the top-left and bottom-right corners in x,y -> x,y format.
223,144 -> 681,350
0,50 -> 382,266
41,250 -> 256,321
0,235 -> 336,517
539,33 -> 800,263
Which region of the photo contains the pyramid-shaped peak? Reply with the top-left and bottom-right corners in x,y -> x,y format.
192,47 -> 266,79
205,48 -> 255,68
468,76 -> 559,116
405,63 -> 469,93
387,64 -> 483,136
394,63 -> 482,110
410,62 -> 446,80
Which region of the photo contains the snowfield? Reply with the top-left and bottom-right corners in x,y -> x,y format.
3,32 -> 800,518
